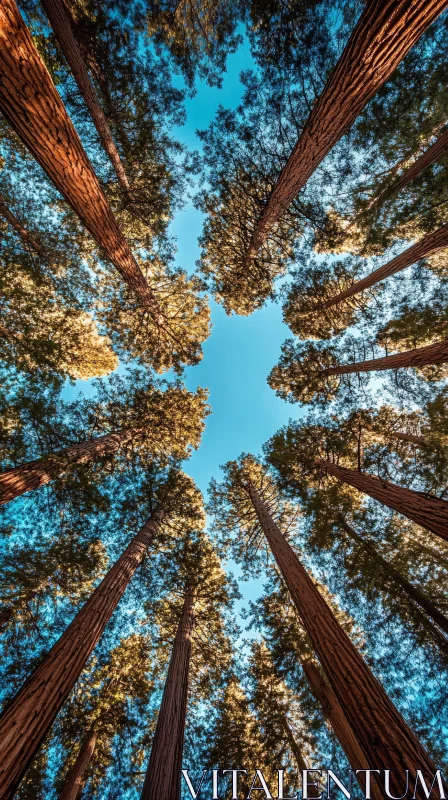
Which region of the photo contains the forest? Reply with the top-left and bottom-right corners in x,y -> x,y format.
0,0 -> 447,798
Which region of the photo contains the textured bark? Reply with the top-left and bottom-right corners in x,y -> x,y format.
379,127 -> 448,202
318,459 -> 448,542
245,0 -> 448,257
325,339 -> 448,376
58,727 -> 97,800
302,661 -> 383,800
0,0 -> 157,310
0,194 -> 43,255
323,223 -> 448,308
0,427 -> 139,506
41,0 -> 133,199
247,483 -> 439,792
141,587 -> 195,800
0,510 -> 165,800
338,517 -> 448,637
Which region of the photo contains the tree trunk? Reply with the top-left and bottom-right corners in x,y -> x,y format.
379,127 -> 448,203
245,0 -> 448,258
325,339 -> 448,376
301,661 -> 382,800
0,607 -> 13,632
140,586 -> 195,800
338,516 -> 448,637
0,194 -> 43,255
0,509 -> 165,800
317,459 -> 448,542
58,727 -> 97,800
0,0 -> 157,311
246,483 -> 440,794
281,715 -> 307,773
323,223 -> 448,308
393,431 -> 427,446
41,0 -> 133,201
0,427 -> 139,506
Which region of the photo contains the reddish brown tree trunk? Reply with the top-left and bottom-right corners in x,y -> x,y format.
302,661 -> 383,800
394,431 -> 427,446
245,0 -> 448,257
247,483 -> 440,793
41,0 -> 133,200
0,195 -> 43,255
318,459 -> 448,542
140,586 -> 195,800
0,0 -> 156,310
325,339 -> 448,376
58,727 -> 97,800
0,510 -> 165,800
323,223 -> 448,308
0,427 -> 139,506
338,517 -> 448,636
379,127 -> 448,203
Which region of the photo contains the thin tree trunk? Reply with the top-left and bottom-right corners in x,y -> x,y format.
322,223 -> 448,308
281,715 -> 307,773
301,661 -> 382,800
0,0 -> 157,310
41,0 -> 133,201
325,339 -> 448,376
0,427 -> 139,506
140,586 -> 195,800
244,0 -> 448,258
246,483 -> 440,794
0,195 -> 43,255
378,127 -> 448,204
317,459 -> 448,542
58,727 -> 97,800
0,509 -> 165,800
338,516 -> 448,637
393,431 -> 427,446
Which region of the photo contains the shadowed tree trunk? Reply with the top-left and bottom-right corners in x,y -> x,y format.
41,0 -> 133,201
244,0 -> 448,258
393,431 -> 427,446
317,459 -> 448,542
0,194 -> 43,255
0,510 -> 165,800
0,0 -> 157,310
322,223 -> 448,308
301,661 -> 382,800
246,483 -> 440,794
59,727 -> 97,800
281,715 -> 307,773
325,339 -> 448,376
377,127 -> 448,205
140,586 -> 195,800
337,516 -> 448,637
0,427 -> 140,505
0,607 -> 13,632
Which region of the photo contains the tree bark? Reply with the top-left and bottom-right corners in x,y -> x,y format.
0,0 -> 157,310
0,509 -> 165,800
338,516 -> 448,637
317,459 -> 448,542
322,223 -> 448,308
0,427 -> 139,506
378,127 -> 448,204
0,194 -> 43,255
58,727 -> 97,800
301,661 -> 382,800
245,0 -> 448,258
41,0 -> 133,200
246,483 -> 440,794
325,339 -> 448,376
140,586 -> 195,800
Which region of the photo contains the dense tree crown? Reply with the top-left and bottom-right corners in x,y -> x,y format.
0,0 -> 447,797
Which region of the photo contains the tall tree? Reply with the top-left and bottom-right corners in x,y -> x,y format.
208,455 -> 443,795
243,0 -> 448,259
0,467 -> 203,799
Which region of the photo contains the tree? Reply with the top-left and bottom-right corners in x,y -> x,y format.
265,417 -> 448,542
0,375 -> 208,505
0,466 -> 204,799
268,336 -> 448,406
243,0 -> 448,259
208,455 -> 443,795
140,531 -> 236,799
